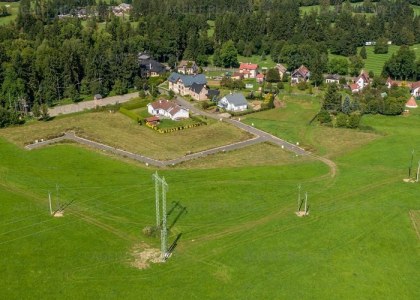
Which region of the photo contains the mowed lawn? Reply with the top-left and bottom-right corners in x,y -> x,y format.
330,44 -> 420,77
0,111 -> 252,160
0,1 -> 19,25
0,92 -> 419,298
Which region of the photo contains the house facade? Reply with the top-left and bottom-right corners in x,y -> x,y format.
325,74 -> 340,84
177,60 -> 199,75
276,64 -> 287,80
239,63 -> 258,79
411,81 -> 420,98
147,100 -> 189,120
291,65 -> 310,83
168,73 -> 207,96
355,70 -> 370,90
189,83 -> 209,101
218,93 -> 248,112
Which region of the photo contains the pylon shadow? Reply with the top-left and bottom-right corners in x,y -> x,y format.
168,233 -> 182,255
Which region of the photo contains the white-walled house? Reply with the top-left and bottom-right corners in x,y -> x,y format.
147,100 -> 189,120
411,81 -> 420,97
218,93 -> 248,112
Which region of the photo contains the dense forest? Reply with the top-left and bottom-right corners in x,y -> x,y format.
0,0 -> 419,118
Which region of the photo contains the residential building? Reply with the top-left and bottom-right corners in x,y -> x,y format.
189,83 -> 209,101
411,81 -> 420,97
168,72 -> 207,96
139,59 -> 167,78
147,100 -> 189,120
291,65 -> 310,83
218,93 -> 248,112
177,60 -> 199,75
325,74 -> 340,84
239,63 -> 258,79
355,70 -> 370,90
276,64 -> 287,80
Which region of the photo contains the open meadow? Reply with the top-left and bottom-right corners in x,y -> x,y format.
0,96 -> 419,298
0,1 -> 19,25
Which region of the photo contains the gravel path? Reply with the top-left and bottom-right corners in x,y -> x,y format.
48,92 -> 139,117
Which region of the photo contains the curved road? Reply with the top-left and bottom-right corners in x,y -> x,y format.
30,93 -> 337,176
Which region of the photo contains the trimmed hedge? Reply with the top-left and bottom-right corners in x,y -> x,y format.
145,120 -> 205,133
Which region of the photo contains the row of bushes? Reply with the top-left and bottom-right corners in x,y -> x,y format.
230,106 -> 272,117
145,121 -> 204,133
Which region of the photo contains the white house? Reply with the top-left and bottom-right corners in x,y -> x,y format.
147,100 -> 189,120
239,63 -> 258,79
325,74 -> 340,84
411,81 -> 420,97
355,70 -> 370,90
218,93 -> 248,112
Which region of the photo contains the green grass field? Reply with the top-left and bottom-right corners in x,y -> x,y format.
0,95 -> 419,298
330,44 -> 420,77
0,1 -> 19,25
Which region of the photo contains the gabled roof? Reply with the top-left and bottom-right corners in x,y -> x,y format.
178,60 -> 197,68
356,70 -> 369,83
239,63 -> 258,71
292,65 -> 310,78
350,83 -> 359,91
140,59 -> 166,74
411,81 -> 420,90
232,72 -> 244,78
276,64 -> 287,73
406,96 -> 418,108
168,73 -> 207,87
190,83 -> 206,94
325,74 -> 340,80
148,100 -> 187,117
221,93 -> 248,106
256,73 -> 265,79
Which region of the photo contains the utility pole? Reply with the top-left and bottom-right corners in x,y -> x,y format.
304,192 -> 308,214
409,149 -> 414,178
416,160 -> 420,182
297,184 -> 301,211
152,172 -> 169,260
153,172 -> 160,227
56,184 -> 60,211
48,191 -> 53,215
161,176 -> 168,258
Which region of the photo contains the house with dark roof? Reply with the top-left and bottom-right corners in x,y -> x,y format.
147,100 -> 189,120
239,63 -> 258,79
207,89 -> 220,102
218,93 -> 248,112
325,74 -> 340,84
177,60 -> 199,75
189,83 -> 209,101
291,65 -> 310,83
139,59 -> 167,78
168,72 -> 207,96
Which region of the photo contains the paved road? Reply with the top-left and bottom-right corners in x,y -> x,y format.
48,92 -> 139,117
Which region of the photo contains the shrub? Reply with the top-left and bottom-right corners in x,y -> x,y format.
336,113 -> 348,128
297,81 -> 308,91
142,226 -> 157,237
348,112 -> 361,128
318,109 -> 332,124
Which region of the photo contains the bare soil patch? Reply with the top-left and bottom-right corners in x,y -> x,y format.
130,243 -> 162,270
409,210 -> 420,240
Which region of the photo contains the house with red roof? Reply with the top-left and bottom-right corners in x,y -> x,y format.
350,83 -> 360,93
239,63 -> 258,79
355,70 -> 370,90
411,81 -> 420,98
291,65 -> 310,83
256,73 -> 265,84
406,96 -> 418,108
147,100 -> 189,120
